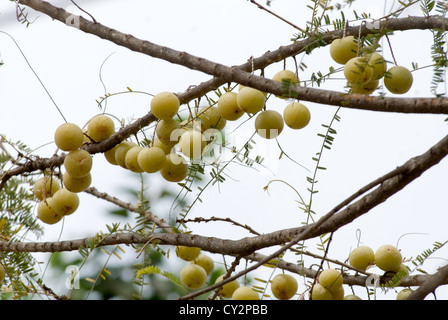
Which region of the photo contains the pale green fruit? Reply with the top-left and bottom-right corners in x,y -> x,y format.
137,147 -> 166,173
349,246 -> 375,271
310,283 -> 332,300
271,274 -> 298,300
344,56 -> 374,86
63,172 -> 92,193
180,264 -> 207,290
217,91 -> 245,121
318,269 -> 343,292
215,274 -> 240,298
254,110 -> 284,139
375,244 -> 402,272
124,146 -> 145,173
87,114 -> 115,142
156,118 -> 181,144
37,199 -> 63,225
237,87 -> 265,114
396,288 -> 414,300
0,264 -> 5,283
150,92 -> 180,120
191,254 -> 214,275
272,70 -> 299,99
114,141 -> 137,169
343,294 -> 362,300
384,66 -> 413,94
197,106 -> 227,131
179,129 -> 207,160
176,245 -> 201,261
64,149 -> 93,178
331,285 -> 345,300
33,176 -> 60,201
232,286 -> 260,300
351,79 -> 379,95
160,154 -> 189,182
367,52 -> 387,80
104,145 -> 120,165
54,123 -> 84,151
283,102 -> 311,129
238,84 -> 267,97
51,188 -> 79,216
330,36 -> 359,65
152,138 -> 177,155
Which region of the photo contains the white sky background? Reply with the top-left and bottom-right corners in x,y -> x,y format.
0,0 -> 447,300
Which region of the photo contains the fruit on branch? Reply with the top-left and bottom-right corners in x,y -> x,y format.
237,87 -> 266,114
215,274 -> 240,298
283,101 -> 311,129
104,144 -> 120,165
310,283 -> 332,300
160,153 -> 189,182
33,176 -> 61,201
114,140 -> 137,169
343,294 -> 362,300
217,91 -> 245,121
270,273 -> 298,300
196,106 -> 227,131
254,110 -> 284,139
137,147 -> 167,173
63,149 -> 93,179
374,244 -> 402,272
348,245 -> 375,271
344,56 -> 374,86
87,114 -> 115,142
50,188 -> 79,216
191,254 -> 214,275
180,263 -> 207,290
367,52 -> 387,80
384,66 -> 413,94
318,268 -> 343,292
396,288 -> 414,300
37,199 -> 63,225
179,129 -> 207,160
124,145 -> 145,173
272,69 -> 299,99
330,36 -> 359,65
331,285 -> 345,300
150,91 -> 180,120
350,79 -> 379,95
54,123 -> 85,151
176,245 -> 201,261
63,172 -> 92,193
153,138 -> 177,155
156,118 -> 181,144
231,286 -> 260,300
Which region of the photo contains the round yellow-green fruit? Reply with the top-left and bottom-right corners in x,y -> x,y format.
63,172 -> 92,193
367,52 -> 387,80
349,245 -> 375,271
150,92 -> 180,120
215,274 -> 240,299
124,145 -> 145,173
63,149 -> 93,179
179,130 -> 207,160
310,283 -> 332,300
384,66 -> 413,94
137,147 -> 166,173
344,56 -> 374,86
180,264 -> 207,290
191,254 -> 214,275
114,141 -> 137,169
54,123 -> 84,151
217,91 -> 245,121
271,274 -> 298,300
51,188 -> 79,216
351,79 -> 379,95
375,244 -> 402,272
153,138 -> 177,155
330,36 -> 359,65
156,118 -> 181,145
87,114 -> 115,142
160,154 -> 189,182
343,294 -> 362,300
283,102 -> 311,129
272,70 -> 299,98
176,245 -> 201,261
318,268 -> 343,292
232,286 -> 260,300
37,199 -> 63,225
237,87 -> 265,114
396,288 -> 414,300
33,177 -> 60,201
254,110 -> 284,139
197,106 -> 227,131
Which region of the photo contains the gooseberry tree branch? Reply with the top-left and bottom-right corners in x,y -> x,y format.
16,0 -> 448,114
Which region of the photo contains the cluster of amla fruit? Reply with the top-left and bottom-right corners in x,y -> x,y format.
330,35 -> 413,95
